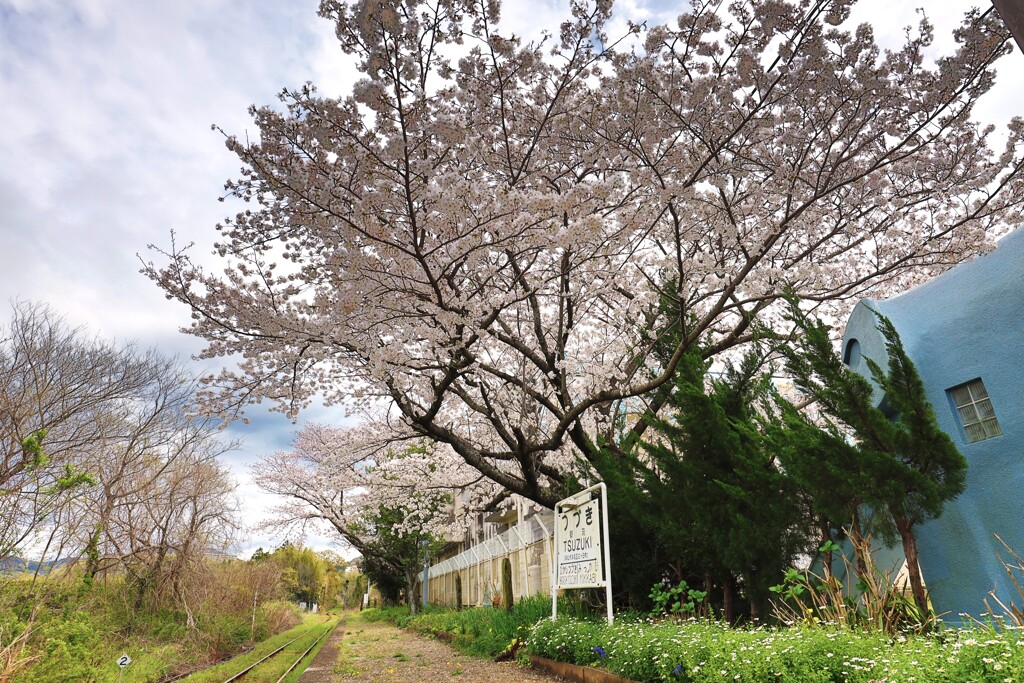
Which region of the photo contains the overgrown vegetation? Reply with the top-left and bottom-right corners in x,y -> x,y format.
354,503 -> 446,614
252,543 -> 355,610
0,559 -> 303,682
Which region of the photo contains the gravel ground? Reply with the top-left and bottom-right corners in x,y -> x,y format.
325,614 -> 564,682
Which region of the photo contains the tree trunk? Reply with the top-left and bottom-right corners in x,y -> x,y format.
820,520 -> 833,581
894,516 -> 929,617
723,574 -> 734,624
704,572 -> 714,620
83,524 -> 102,583
502,558 -> 514,612
406,568 -> 419,615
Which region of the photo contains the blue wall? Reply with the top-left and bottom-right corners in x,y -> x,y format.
842,228 -> 1024,621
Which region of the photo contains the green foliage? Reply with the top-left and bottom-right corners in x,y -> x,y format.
775,298 -> 967,616
48,464 -> 96,493
528,617 -> 1024,682
366,595 -> 555,658
250,546 -> 271,562
355,503 -> 446,611
20,430 -> 48,471
0,559 -> 299,682
264,542 -> 344,608
648,580 -> 708,619
599,335 -> 811,619
768,541 -> 936,635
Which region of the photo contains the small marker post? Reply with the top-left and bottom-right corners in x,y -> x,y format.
117,653 -> 131,683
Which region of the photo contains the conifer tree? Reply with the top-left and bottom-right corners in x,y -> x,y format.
599,341 -> 808,620
777,301 -> 967,616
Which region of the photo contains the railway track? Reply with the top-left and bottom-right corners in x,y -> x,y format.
154,616 -> 340,683
220,618 -> 338,683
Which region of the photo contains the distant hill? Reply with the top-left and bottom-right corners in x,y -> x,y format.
0,556 -> 76,575
0,556 -> 27,573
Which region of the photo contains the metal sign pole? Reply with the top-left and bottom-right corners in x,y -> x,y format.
551,498 -> 560,620
600,482 -> 613,624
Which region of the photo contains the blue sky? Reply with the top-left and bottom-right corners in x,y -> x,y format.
0,0 -> 1019,559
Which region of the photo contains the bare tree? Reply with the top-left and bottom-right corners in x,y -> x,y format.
0,301 -> 240,612
0,302 -> 158,558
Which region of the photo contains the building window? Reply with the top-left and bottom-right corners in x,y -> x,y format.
948,379 -> 1002,443
843,339 -> 862,371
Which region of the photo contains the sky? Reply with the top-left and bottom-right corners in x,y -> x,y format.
1,0 -> 1020,559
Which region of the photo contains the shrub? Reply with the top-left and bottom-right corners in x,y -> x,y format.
370,595 -> 557,658
527,617 -> 1024,683
256,600 -> 301,640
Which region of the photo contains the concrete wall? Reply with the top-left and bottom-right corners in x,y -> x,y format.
427,537 -> 554,607
426,514 -> 555,607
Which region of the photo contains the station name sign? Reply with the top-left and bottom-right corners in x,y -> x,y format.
552,482 -> 613,623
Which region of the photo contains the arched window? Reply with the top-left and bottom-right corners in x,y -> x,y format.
843,338 -> 861,370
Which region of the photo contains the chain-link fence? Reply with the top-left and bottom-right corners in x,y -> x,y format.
427,512 -> 555,607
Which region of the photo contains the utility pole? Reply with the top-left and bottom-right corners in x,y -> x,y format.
992,0 -> 1024,53
421,539 -> 430,607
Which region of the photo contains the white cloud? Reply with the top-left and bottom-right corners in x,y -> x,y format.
1,0 -> 1019,557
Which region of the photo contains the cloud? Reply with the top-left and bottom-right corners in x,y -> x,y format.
2,0 -> 1020,560
0,0 -> 362,555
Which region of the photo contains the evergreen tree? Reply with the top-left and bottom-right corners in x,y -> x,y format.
776,301 -> 967,616
354,504 -> 445,614
598,342 -> 809,620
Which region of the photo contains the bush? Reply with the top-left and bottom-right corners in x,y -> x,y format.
256,600 -> 302,640
527,617 -> 1024,682
367,595 -> 557,658
0,557 -> 298,682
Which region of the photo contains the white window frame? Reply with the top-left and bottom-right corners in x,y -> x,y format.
948,379 -> 1002,444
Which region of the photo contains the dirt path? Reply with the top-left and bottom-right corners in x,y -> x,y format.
297,617 -> 347,683
321,614 -> 563,682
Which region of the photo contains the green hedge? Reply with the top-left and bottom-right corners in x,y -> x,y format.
527,617 -> 1024,683
363,595 -> 553,657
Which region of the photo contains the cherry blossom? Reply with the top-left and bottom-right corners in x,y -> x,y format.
147,0 -> 1024,507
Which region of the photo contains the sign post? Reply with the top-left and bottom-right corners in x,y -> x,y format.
117,653 -> 131,683
551,482 -> 613,623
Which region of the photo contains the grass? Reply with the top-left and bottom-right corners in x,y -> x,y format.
358,595 -> 1024,682
362,594 -> 562,658
0,578 -> 202,682
182,613 -> 338,683
1,567 -> 306,682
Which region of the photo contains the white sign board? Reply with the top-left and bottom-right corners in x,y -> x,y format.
117,654 -> 131,668
556,498 -> 602,588
552,482 -> 613,623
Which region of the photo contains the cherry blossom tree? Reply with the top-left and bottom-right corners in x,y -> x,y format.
250,420 -> 497,553
148,0 -> 1024,507
251,419 -> 498,608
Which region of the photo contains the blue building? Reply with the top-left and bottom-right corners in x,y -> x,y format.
842,228 -> 1024,621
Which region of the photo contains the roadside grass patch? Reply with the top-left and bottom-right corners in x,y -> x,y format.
364,595 -> 554,657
